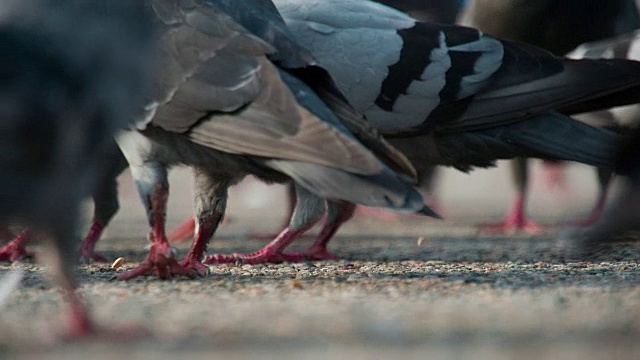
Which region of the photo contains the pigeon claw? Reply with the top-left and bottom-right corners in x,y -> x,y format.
178,257 -> 210,277
118,242 -> 197,281
0,231 -> 33,262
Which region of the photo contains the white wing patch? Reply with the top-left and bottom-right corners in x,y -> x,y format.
274,0 -> 416,31
449,36 -> 504,99
366,31 -> 452,132
283,18 -> 405,113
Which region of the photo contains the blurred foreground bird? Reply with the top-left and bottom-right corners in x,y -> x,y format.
196,0 -> 640,264
458,0 -> 640,235
558,127 -> 640,256
0,0 -> 155,336
0,144 -> 129,263
114,0 -> 434,280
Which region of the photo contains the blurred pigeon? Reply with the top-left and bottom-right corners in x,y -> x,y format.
558,127 -> 640,256
458,0 -> 640,235
115,0 -> 433,279
0,143 -> 129,264
554,32 -> 640,226
203,0 -> 640,264
0,0 -> 156,336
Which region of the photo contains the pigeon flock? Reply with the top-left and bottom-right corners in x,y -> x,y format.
3,0 -> 640,339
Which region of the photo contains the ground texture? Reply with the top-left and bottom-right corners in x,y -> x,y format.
0,166 -> 638,359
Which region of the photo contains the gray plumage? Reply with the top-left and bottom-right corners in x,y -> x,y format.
275,0 -> 640,172
115,0 -> 432,278
200,0 -> 640,265
457,0 -> 640,232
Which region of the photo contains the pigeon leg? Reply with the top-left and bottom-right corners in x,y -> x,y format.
79,145 -> 128,263
79,220 -> 108,263
178,170 -> 233,275
250,182 -> 297,239
478,158 -> 543,235
282,201 -> 355,262
0,229 -> 32,262
118,166 -> 196,281
205,184 -> 324,265
567,168 -> 612,227
541,160 -> 568,192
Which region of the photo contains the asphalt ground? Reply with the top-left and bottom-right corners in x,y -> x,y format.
0,161 -> 638,359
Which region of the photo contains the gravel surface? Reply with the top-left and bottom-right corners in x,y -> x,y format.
0,166 -> 638,359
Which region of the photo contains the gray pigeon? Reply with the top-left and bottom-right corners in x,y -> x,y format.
558,32 -> 640,255
0,143 -> 129,264
114,0 -> 433,280
0,0 -> 155,336
164,0 -> 466,246
458,0 -> 640,234
202,0 -> 640,264
558,127 -> 640,256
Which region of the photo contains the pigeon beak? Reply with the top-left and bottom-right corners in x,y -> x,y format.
419,205 -> 443,219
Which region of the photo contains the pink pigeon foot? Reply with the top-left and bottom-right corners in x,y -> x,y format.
178,255 -> 210,276
566,192 -> 607,227
478,194 -> 543,235
79,220 -> 108,263
0,229 -> 33,262
478,216 -> 543,235
541,160 -> 568,192
57,291 -> 148,342
281,202 -> 353,262
205,227 -> 304,265
118,241 -> 197,281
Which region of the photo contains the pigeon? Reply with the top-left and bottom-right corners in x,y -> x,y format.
0,0 -> 155,336
165,0 -> 464,243
558,127 -> 640,256
200,0 -> 640,264
0,143 -> 129,264
114,0 -> 434,280
458,0 -> 640,235
553,31 -> 640,226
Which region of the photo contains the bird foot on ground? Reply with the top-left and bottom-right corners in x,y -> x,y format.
281,246 -> 340,262
117,242 -> 197,280
477,217 -> 543,236
565,209 -> 604,228
0,238 -> 33,262
178,256 -> 211,276
204,248 -> 285,265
